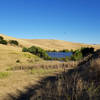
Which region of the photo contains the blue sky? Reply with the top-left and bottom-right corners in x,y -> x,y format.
0,0 -> 100,44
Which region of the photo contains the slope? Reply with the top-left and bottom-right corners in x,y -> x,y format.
1,33 -> 100,50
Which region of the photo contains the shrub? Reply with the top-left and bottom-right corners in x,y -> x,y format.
22,46 -> 51,60
81,47 -> 94,57
9,40 -> 19,46
22,47 -> 28,52
16,60 -> 20,63
0,36 -> 4,41
65,56 -> 70,61
28,46 -> 37,54
0,40 -> 8,45
70,47 -> 94,61
71,50 -> 83,61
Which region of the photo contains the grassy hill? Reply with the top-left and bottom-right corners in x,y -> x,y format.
0,44 -> 43,71
0,33 -> 100,100
9,50 -> 100,100
1,33 -> 100,50
0,33 -> 70,99
0,43 -> 73,100
0,40 -> 43,99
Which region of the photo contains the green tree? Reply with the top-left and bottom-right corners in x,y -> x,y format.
81,47 -> 94,57
22,46 -> 51,60
0,40 -> 8,45
9,40 -> 19,46
0,36 -> 4,41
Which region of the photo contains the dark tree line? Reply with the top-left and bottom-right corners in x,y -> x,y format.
22,46 -> 51,60
71,47 -> 94,61
22,46 -> 95,61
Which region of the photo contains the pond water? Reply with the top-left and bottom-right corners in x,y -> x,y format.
47,52 -> 73,58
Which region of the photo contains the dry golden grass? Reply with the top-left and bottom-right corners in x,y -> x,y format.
90,58 -> 100,75
0,43 -> 43,99
0,71 -> 40,99
0,33 -> 100,100
24,39 -> 100,50
9,51 -> 100,100
0,41 -> 75,100
7,53 -> 100,100
0,44 -> 42,71
1,33 -> 100,50
91,58 -> 100,67
0,34 -> 34,47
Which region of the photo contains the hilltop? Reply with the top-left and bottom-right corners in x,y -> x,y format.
0,33 -> 100,50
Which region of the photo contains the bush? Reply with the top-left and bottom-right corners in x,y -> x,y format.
0,36 -> 8,45
0,40 -> 8,45
81,47 -> 94,57
0,36 -> 4,41
28,46 -> 37,54
71,50 -> 83,61
22,46 -> 51,60
22,47 -> 28,52
16,60 -> 20,63
70,47 -> 94,61
9,40 -> 19,46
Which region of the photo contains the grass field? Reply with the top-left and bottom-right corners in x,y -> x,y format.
0,33 -> 100,100
8,50 -> 100,100
0,41 -> 76,100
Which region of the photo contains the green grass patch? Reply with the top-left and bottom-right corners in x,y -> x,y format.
0,72 -> 10,79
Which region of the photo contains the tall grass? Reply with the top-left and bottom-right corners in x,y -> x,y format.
6,61 -> 76,72
8,50 -> 100,100
26,55 -> 100,100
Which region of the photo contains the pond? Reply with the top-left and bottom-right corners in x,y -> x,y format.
47,52 -> 73,58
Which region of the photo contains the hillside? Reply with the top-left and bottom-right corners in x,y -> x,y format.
0,33 -> 100,50
0,44 -> 43,71
0,33 -> 100,100
0,39 -> 74,100
8,50 -> 100,100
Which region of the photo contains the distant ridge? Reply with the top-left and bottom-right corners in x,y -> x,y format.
0,33 -> 100,50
